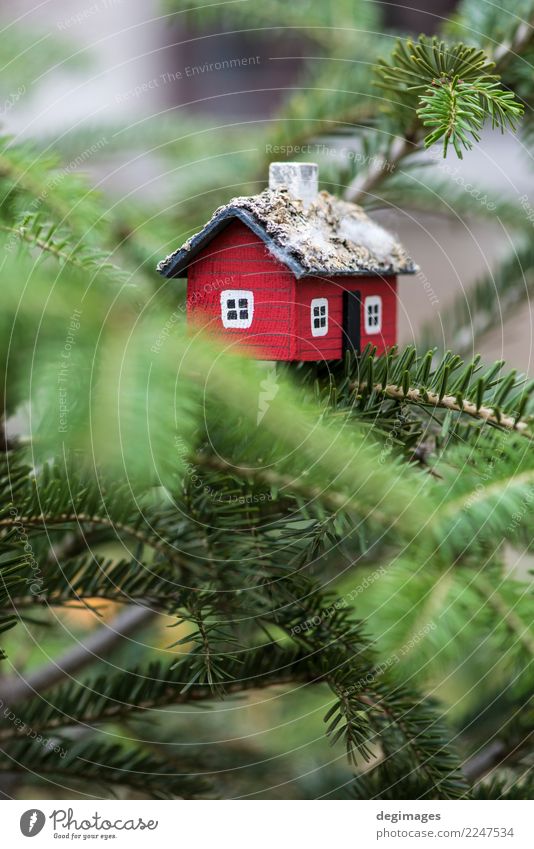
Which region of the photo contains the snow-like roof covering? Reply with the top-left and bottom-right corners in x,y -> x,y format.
157,187 -> 417,279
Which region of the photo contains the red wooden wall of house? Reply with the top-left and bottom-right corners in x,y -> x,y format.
186,219 -> 296,360
295,275 -> 397,360
186,218 -> 397,361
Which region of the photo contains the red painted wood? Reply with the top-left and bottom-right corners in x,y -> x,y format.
185,218 -> 397,361
187,220 -> 296,360
295,276 -> 397,360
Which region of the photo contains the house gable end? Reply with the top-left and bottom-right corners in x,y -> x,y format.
186,219 -> 297,361
157,208 -> 305,279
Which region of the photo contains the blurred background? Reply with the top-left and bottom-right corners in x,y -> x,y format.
2,0 -> 533,370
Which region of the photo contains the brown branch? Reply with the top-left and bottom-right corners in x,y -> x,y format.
463,740 -> 508,781
344,135 -> 417,204
463,730 -> 533,782
0,604 -> 157,706
357,382 -> 531,435
493,17 -> 534,68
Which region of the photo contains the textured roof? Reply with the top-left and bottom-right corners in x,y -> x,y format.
157,187 -> 417,279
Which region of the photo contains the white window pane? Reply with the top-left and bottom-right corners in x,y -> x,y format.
221,290 -> 254,329
311,298 -> 328,337
364,296 -> 382,334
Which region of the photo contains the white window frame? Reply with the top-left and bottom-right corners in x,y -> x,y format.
310,297 -> 328,337
220,289 -> 254,329
364,295 -> 382,334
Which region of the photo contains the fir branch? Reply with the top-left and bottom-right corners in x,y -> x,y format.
368,684 -> 469,799
449,1 -> 534,68
324,668 -> 468,798
0,554 -> 29,652
0,140 -> 105,237
471,771 -> 534,799
9,553 -> 188,612
474,574 -> 534,658
347,346 -> 534,434
346,32 -> 529,202
0,510 -> 192,571
0,214 -> 128,284
0,645 -> 315,734
0,738 -> 209,798
364,383 -> 531,434
193,451 -> 385,518
378,37 -> 524,148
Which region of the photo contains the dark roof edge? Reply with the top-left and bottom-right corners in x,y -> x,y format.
156,206 -> 418,279
156,208 -> 306,278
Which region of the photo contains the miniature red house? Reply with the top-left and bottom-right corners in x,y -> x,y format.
157,163 -> 416,360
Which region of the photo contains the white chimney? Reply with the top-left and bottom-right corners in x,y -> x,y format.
268,162 -> 318,208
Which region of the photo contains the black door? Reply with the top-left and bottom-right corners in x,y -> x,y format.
343,290 -> 361,355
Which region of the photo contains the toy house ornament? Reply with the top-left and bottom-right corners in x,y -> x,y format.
157,162 -> 417,360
